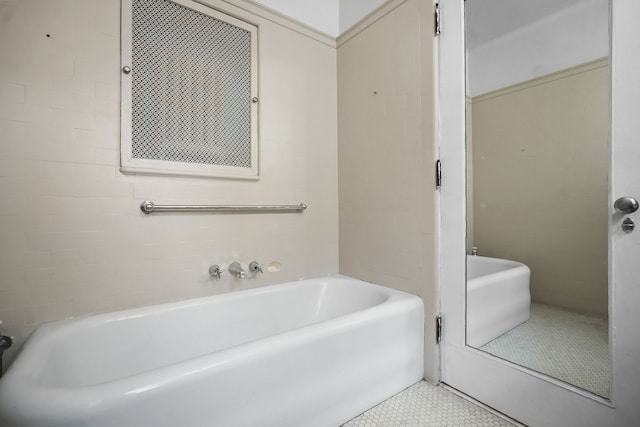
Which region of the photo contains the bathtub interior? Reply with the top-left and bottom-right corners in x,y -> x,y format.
26,278 -> 391,388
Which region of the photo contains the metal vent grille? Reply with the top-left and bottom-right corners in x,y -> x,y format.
131,0 -> 252,169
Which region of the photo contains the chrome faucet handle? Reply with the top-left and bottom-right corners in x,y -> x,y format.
228,262 -> 245,279
248,261 -> 263,274
209,264 -> 224,279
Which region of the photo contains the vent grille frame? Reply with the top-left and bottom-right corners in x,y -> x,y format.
120,0 -> 259,179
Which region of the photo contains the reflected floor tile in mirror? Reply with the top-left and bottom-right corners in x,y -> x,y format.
480,304 -> 609,398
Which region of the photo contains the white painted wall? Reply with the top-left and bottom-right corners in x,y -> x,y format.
467,0 -> 608,96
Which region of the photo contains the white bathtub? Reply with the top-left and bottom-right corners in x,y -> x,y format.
466,255 -> 531,347
0,275 -> 424,427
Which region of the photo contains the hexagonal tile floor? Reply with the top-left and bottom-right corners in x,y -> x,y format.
479,303 -> 609,398
343,381 -> 517,427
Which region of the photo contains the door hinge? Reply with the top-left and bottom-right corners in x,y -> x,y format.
435,159 -> 442,189
436,314 -> 442,344
434,3 -> 441,36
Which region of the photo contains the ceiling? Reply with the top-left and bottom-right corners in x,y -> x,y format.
465,0 -> 592,49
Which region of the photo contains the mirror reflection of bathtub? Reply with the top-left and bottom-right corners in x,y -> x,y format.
466,255 -> 531,348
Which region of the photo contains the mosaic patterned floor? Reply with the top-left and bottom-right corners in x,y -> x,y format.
343,381 -> 517,427
480,303 -> 609,398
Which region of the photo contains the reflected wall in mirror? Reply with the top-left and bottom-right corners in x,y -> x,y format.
465,0 -> 610,398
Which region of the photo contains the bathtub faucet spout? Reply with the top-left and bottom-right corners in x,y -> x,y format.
229,262 -> 246,279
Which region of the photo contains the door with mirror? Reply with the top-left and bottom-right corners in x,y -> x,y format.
439,0 -> 640,425
465,0 -> 610,399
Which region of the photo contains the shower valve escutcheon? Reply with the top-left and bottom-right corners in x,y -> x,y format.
209,265 -> 224,279
248,261 -> 263,274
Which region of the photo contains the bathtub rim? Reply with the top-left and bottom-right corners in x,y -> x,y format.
467,255 -> 531,287
25,273 -> 402,333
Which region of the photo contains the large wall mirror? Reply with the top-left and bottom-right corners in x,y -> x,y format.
465,0 -> 610,398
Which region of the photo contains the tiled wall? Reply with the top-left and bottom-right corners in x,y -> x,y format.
0,0 -> 338,362
337,0 -> 439,382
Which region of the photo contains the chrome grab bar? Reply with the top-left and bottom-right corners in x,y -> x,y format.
140,201 -> 307,214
